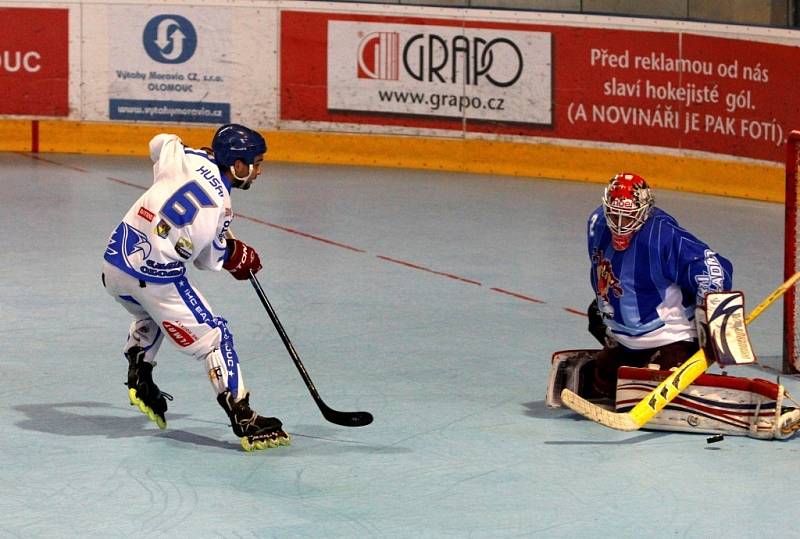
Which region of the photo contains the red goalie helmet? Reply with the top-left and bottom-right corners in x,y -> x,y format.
602,173 -> 654,250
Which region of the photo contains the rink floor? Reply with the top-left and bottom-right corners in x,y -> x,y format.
1,150 -> 797,537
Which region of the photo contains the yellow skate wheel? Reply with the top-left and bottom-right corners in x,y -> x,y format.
241,437 -> 254,452
129,388 -> 167,429
145,409 -> 166,429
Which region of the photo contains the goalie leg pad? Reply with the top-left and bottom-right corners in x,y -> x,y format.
777,409 -> 800,440
616,366 -> 796,439
546,350 -> 600,408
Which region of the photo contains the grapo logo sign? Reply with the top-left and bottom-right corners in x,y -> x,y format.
357,31 -> 523,88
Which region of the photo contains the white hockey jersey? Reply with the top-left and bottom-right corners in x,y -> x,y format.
104,134 -> 233,283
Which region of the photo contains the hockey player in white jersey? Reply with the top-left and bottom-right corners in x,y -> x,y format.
102,123 -> 290,451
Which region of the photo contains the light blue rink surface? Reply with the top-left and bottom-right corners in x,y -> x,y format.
1,151 -> 799,538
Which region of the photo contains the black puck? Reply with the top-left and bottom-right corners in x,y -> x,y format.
706,434 -> 724,444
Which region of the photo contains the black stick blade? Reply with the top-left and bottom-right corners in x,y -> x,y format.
322,407 -> 374,427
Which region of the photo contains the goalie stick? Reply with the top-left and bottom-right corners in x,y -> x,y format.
561,271 -> 800,431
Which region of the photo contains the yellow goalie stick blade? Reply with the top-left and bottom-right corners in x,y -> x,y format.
560,351 -> 709,431
561,270 -> 800,432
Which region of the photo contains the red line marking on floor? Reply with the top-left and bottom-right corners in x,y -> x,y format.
107,176 -> 146,189
236,213 -> 367,253
564,307 -> 587,317
31,120 -> 39,153
97,173 -> 566,307
489,287 -> 545,303
16,152 -> 88,172
376,255 -> 482,285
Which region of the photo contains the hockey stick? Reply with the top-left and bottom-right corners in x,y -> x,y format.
226,230 -> 373,427
561,271 -> 800,431
246,270 -> 374,427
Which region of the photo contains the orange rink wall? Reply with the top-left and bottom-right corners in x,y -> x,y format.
0,119 -> 784,203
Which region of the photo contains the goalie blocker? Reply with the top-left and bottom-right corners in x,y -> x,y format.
704,291 -> 756,366
546,350 -> 800,440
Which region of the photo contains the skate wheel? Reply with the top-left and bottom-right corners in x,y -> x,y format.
129,389 -> 167,429
241,437 -> 254,452
240,437 -> 274,451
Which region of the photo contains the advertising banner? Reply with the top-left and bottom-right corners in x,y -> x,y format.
558,29 -> 795,163
0,8 -> 68,116
327,21 -> 551,125
108,7 -> 232,123
282,10 -> 800,163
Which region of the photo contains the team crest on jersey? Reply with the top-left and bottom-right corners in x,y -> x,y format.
119,223 -> 151,264
592,248 -> 623,301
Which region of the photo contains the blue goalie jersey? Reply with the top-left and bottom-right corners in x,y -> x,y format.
587,206 -> 733,349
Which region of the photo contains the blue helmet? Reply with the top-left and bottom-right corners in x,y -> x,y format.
211,124 -> 267,168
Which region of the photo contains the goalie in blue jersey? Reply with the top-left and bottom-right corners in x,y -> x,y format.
548,172 -> 733,404
583,172 -> 734,400
547,173 -> 800,439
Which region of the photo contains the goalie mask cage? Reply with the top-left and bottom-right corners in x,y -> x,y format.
785,130 -> 800,373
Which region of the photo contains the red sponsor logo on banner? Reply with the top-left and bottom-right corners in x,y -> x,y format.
0,8 -> 68,116
358,32 -> 400,80
162,321 -> 196,347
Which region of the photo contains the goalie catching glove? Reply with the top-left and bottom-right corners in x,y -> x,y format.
223,238 -> 262,280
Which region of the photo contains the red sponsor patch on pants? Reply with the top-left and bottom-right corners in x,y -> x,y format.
162,321 -> 195,347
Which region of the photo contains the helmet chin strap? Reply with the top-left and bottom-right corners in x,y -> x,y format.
229,164 -> 254,190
